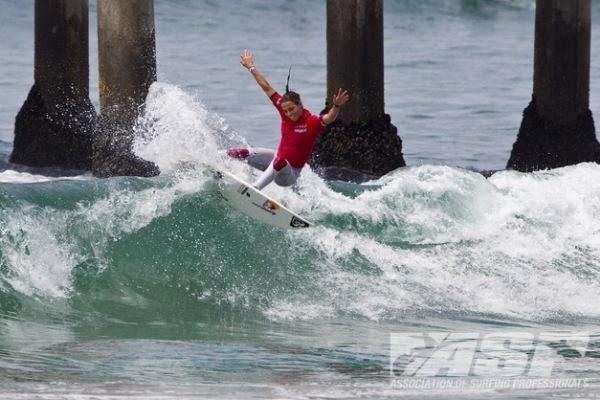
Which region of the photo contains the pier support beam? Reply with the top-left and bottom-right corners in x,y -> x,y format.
11,0 -> 95,170
311,0 -> 405,181
507,0 -> 600,171
93,0 -> 159,177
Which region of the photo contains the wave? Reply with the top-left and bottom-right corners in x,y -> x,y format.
1,83 -> 600,327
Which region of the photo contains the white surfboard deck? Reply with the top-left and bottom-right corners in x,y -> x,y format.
211,167 -> 312,229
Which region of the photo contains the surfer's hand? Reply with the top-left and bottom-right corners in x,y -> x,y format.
240,49 -> 255,70
322,88 -> 350,125
332,88 -> 350,107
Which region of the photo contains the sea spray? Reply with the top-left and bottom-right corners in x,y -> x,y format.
133,82 -> 238,174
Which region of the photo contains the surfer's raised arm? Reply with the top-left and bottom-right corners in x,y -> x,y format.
321,88 -> 350,125
240,49 -> 275,98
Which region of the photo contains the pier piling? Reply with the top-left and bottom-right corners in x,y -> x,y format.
93,0 -> 159,177
11,0 -> 95,170
311,0 -> 405,181
507,0 -> 600,171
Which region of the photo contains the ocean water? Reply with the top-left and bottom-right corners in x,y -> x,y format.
2,1 -> 600,399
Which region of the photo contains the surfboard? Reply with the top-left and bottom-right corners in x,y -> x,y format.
212,167 -> 312,229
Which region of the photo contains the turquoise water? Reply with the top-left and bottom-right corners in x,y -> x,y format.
3,1 -> 600,399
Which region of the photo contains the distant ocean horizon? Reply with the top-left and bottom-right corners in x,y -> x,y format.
2,1 -> 600,399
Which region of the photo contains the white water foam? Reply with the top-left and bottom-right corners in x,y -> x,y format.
267,163 -> 600,322
1,208 -> 81,298
0,170 -> 89,184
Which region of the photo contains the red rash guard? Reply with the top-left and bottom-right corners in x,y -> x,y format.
270,92 -> 326,169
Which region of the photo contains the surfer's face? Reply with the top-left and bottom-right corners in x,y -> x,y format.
281,100 -> 303,122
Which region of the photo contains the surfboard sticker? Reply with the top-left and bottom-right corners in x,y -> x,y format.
211,167 -> 312,229
290,216 -> 310,228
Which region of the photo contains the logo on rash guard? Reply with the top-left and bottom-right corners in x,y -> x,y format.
294,125 -> 307,134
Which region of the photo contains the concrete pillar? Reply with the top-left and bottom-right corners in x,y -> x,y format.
311,0 -> 405,181
326,0 -> 384,123
534,0 -> 589,127
11,0 -> 95,170
93,0 -> 159,177
507,0 -> 600,171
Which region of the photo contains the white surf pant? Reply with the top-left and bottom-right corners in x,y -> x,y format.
247,148 -> 302,190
